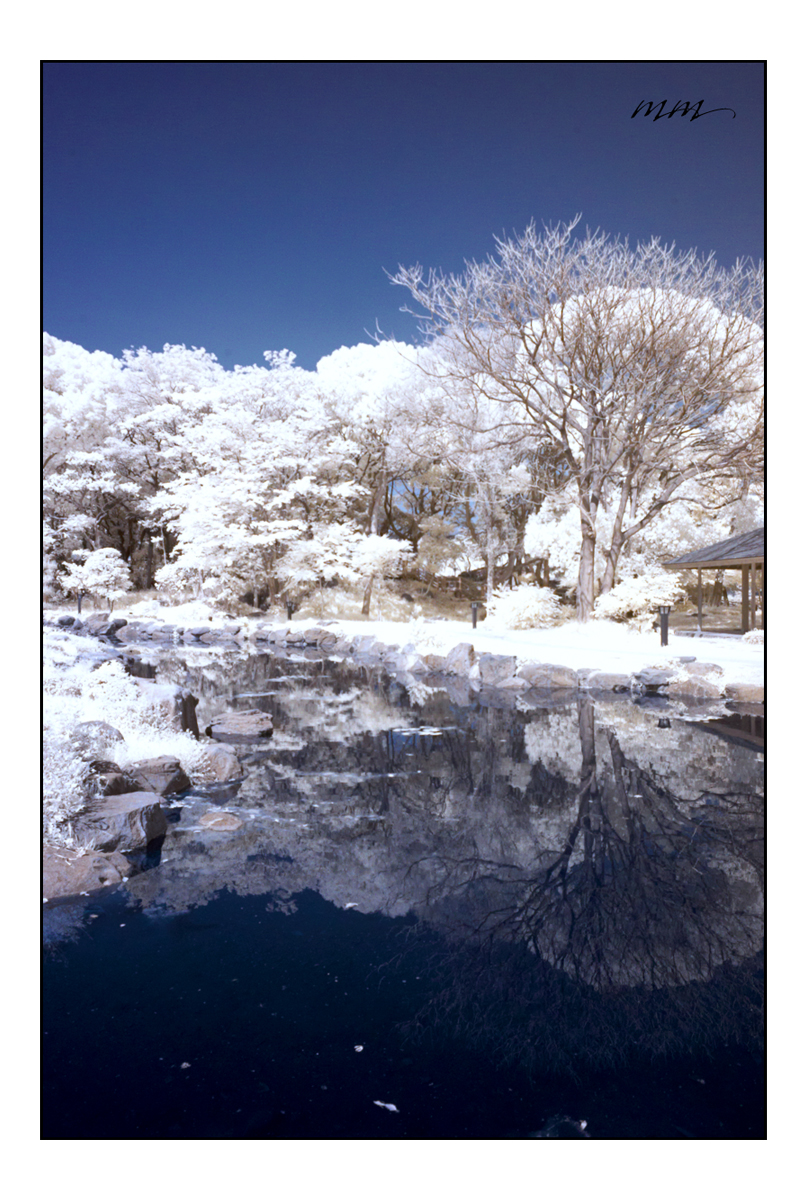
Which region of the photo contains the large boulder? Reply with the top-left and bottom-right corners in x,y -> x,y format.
127,756 -> 192,796
476,653 -> 519,687
71,721 -> 125,761
444,643 -> 475,675
43,844 -> 133,902
631,667 -> 676,692
132,679 -> 200,737
517,662 -> 579,690
83,612 -> 112,633
192,743 -> 245,783
83,759 -> 142,797
580,671 -> 632,693
351,635 -> 381,656
71,792 -> 168,853
667,675 -> 724,700
205,709 -> 274,741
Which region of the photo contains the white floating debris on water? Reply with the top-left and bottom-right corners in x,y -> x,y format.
354,1045 -> 363,1052
373,1101 -> 399,1112
180,1062 -> 191,1070
345,902 -> 358,909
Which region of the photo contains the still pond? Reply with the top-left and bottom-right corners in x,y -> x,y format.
42,648 -> 764,1139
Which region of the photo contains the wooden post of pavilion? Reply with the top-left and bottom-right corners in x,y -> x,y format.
750,562 -> 757,630
741,565 -> 750,633
697,569 -> 703,633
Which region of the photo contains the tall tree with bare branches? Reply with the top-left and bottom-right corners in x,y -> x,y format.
390,217 -> 764,619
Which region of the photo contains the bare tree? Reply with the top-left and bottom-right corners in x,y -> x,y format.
390,217 -> 764,619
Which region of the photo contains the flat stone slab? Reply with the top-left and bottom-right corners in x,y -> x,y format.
199,811 -> 244,831
205,709 -> 274,741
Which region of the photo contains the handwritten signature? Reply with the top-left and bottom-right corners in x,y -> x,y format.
632,99 -> 737,121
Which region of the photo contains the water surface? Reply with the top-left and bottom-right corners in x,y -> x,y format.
43,650 -> 764,1139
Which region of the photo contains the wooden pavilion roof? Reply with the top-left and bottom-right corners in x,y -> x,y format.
662,527 -> 764,571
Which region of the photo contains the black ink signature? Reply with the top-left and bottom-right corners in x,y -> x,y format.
631,99 -> 737,121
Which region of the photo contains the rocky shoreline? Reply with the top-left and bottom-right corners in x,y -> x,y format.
43,612 -> 763,906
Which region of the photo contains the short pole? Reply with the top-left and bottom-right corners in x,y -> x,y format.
658,605 -> 670,647
471,602 -> 478,629
285,600 -> 294,620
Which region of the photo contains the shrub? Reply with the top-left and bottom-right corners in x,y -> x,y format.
593,568 -> 686,626
485,584 -> 563,629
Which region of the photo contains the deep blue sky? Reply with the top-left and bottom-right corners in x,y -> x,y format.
43,61 -> 764,371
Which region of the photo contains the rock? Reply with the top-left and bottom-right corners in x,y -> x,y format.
517,662 -> 579,689
632,668 -> 676,692
581,671 -> 632,693
92,617 -> 128,637
83,759 -> 142,797
42,843 -> 133,901
205,709 -> 274,741
71,792 -> 168,852
192,743 -> 245,782
667,676 -> 724,700
71,721 -> 125,760
423,653 -> 447,672
684,661 -> 723,677
317,632 -> 339,651
303,626 -> 329,644
132,679 -> 200,736
83,612 -> 112,633
56,614 -> 79,626
444,643 -> 475,675
127,756 -> 192,796
477,653 -> 519,686
114,621 -> 150,642
494,676 -> 529,690
199,811 -> 244,831
351,635 -> 381,656
724,682 -> 765,704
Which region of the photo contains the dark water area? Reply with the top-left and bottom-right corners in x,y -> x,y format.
42,649 -> 765,1140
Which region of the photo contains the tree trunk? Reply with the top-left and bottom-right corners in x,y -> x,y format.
485,517 -> 496,605
576,527 -> 597,621
362,573 -> 375,617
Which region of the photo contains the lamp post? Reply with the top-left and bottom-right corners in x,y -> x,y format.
285,600 -> 295,620
658,604 -> 671,647
471,602 -> 479,629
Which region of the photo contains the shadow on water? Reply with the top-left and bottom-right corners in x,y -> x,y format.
43,651 -> 764,1139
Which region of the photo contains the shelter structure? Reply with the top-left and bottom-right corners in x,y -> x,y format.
663,527 -> 764,634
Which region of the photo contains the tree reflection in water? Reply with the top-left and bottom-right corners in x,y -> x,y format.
403,696 -> 763,1076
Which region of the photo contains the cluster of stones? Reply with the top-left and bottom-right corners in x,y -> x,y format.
254,625 -> 764,705
55,611 -> 246,646
45,669 -> 276,899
